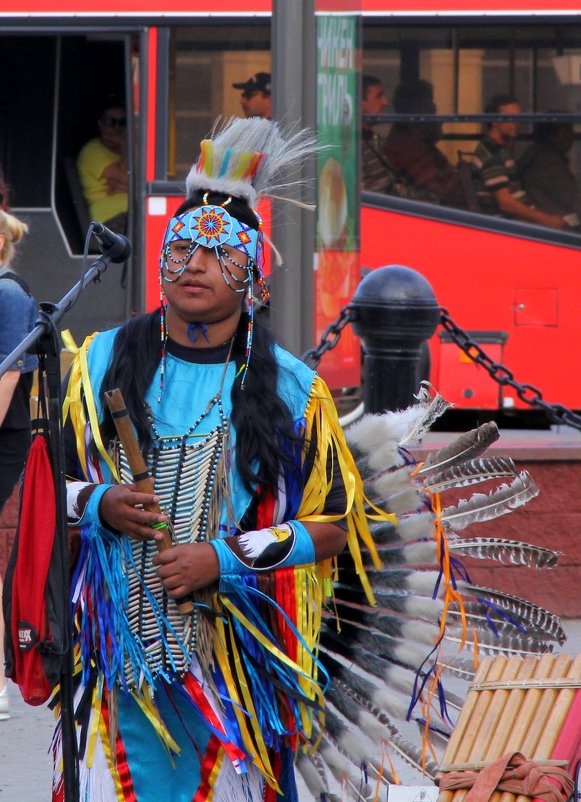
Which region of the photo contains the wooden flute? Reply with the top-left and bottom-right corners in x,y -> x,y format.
104,387 -> 194,616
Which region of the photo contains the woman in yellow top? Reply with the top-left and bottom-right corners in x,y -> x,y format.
77,96 -> 128,233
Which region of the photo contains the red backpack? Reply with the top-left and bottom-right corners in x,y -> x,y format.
2,423 -> 66,705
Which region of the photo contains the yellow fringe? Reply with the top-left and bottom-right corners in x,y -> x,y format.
211,606 -> 278,790
299,376 -> 396,605
63,333 -> 120,482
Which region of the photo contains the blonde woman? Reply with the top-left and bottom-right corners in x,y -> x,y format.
0,211 -> 37,720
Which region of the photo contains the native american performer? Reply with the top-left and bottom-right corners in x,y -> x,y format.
57,117 -> 389,802
55,115 -> 569,802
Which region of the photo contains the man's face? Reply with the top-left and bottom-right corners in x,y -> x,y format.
494,102 -> 521,143
240,91 -> 272,119
362,83 -> 388,117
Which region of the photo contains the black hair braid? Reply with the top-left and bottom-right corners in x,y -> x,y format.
99,310 -> 161,455
231,316 -> 306,494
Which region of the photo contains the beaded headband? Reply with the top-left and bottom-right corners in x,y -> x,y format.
162,205 -> 261,264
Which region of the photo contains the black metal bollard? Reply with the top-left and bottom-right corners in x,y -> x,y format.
350,265 -> 440,413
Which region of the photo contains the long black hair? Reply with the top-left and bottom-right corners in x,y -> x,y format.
99,192 -> 306,494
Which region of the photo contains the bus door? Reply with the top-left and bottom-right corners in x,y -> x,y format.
1,30 -> 143,342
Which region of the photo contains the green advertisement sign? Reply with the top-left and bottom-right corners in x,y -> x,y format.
316,13 -> 359,253
315,12 -> 361,388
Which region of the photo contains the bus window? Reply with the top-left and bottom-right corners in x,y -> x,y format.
54,35 -> 129,254
0,37 -> 55,209
362,21 -> 581,234
166,22 -> 271,181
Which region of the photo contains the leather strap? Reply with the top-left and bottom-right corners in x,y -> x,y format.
438,751 -> 574,802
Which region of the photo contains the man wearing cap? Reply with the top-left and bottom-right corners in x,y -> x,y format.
232,72 -> 272,119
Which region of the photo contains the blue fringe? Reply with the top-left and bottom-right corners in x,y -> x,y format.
73,523 -> 190,692
218,572 -> 328,751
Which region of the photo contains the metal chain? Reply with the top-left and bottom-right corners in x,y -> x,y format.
300,302 -> 581,431
439,308 -> 581,431
301,305 -> 352,368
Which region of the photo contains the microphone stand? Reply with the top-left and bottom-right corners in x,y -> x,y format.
0,251 -> 116,802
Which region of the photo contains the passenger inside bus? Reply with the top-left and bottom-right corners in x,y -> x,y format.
232,72 -> 272,119
382,79 -> 467,208
361,75 -> 391,192
472,95 -> 568,230
76,95 -> 128,234
519,119 -> 581,228
361,75 -> 436,202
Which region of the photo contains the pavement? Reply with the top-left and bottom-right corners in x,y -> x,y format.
0,687 -> 55,800
1,619 -> 580,800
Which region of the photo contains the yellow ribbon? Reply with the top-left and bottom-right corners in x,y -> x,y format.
211,609 -> 276,788
299,376 -> 396,605
220,598 -> 325,704
131,690 -> 181,756
63,334 -> 120,482
86,674 -> 103,769
61,328 -> 80,354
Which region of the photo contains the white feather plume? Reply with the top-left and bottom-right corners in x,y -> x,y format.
346,408 -> 427,467
185,117 -> 318,207
395,511 -> 437,543
366,465 -> 416,499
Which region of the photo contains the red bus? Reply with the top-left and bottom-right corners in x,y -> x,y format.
2,1 -> 581,423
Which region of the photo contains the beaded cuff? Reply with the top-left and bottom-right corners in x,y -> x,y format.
211,521 -> 316,574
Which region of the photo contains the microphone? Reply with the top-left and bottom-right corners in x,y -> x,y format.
91,221 -> 132,263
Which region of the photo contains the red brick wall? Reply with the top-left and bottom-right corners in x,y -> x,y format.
0,484 -> 19,579
1,460 -> 579,616
453,461 -> 581,619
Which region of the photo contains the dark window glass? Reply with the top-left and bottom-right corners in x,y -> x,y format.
362,21 -> 581,231
167,23 -> 270,180
0,37 -> 56,208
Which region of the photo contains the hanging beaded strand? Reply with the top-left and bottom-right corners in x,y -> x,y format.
252,208 -> 270,307
159,249 -> 169,402
236,208 -> 267,389
235,284 -> 254,389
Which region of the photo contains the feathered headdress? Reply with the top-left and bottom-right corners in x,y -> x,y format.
185,116 -> 317,209
158,117 -> 317,397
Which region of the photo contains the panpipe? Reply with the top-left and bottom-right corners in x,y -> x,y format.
437,654 -> 581,802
